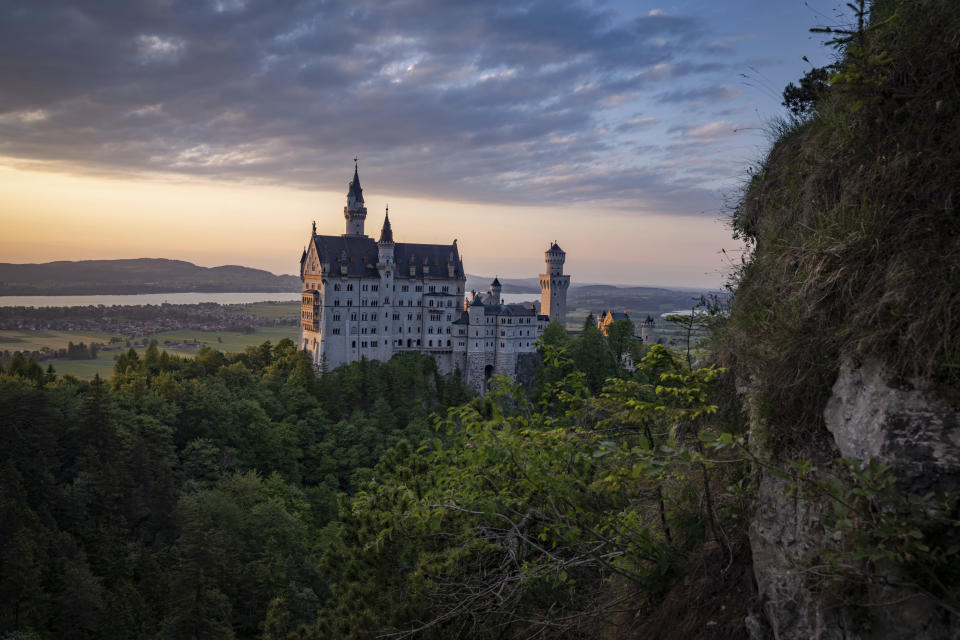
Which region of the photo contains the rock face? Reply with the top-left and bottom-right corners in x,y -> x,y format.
747,357 -> 960,640
824,357 -> 960,495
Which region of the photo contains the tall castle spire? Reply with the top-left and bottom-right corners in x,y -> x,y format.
344,159 -> 367,236
378,206 -> 394,245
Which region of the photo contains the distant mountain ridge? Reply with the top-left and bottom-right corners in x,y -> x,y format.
0,259 -> 300,295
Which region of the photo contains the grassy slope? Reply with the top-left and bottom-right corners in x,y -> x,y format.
716,0 -> 960,456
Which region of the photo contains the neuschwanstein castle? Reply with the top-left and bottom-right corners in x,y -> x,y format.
299,164 -> 570,392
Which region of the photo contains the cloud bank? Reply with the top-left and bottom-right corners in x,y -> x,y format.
0,0 -> 766,214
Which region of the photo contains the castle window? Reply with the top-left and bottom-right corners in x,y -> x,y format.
332,328 -> 341,335
372,284 -> 378,291
333,314 -> 340,321
429,300 -> 434,307
334,299 -> 340,306
347,284 -> 353,291
361,328 -> 367,334
334,283 -> 341,291
401,285 -> 409,292
351,313 -> 357,321
361,313 -> 367,321
362,284 -> 368,292
361,299 -> 366,306
372,313 -> 377,320
415,285 -> 423,292
417,314 -> 422,320
417,340 -> 421,346
446,340 -> 451,347
428,340 -> 433,346
371,328 -> 377,334
347,300 -> 352,306
371,300 -> 378,306
443,286 -> 449,292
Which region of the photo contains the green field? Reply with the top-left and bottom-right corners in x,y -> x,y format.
229,301 -> 299,320
0,329 -> 118,351
2,326 -> 298,379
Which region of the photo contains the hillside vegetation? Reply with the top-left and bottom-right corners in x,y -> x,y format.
714,0 -> 960,634
718,0 -> 959,453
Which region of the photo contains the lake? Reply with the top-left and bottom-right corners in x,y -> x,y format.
0,292 -> 302,308
0,291 -> 541,308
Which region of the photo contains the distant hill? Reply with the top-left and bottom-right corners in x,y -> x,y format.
568,285 -> 715,318
0,259 -> 300,295
465,274 -> 540,294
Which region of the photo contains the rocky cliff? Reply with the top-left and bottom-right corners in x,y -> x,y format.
747,358 -> 960,639
716,1 -> 960,637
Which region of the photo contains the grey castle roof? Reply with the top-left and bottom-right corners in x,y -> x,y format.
309,234 -> 464,280
481,303 -> 537,317
549,242 -> 564,253
491,276 -> 501,287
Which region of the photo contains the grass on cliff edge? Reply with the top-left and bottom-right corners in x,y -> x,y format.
715,0 -> 960,457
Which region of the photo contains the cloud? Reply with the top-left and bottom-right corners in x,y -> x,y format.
656,85 -> 741,105
136,35 -> 186,64
669,120 -> 738,139
616,117 -> 659,132
0,0 -> 748,214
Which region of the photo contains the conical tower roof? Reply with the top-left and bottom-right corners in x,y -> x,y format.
348,161 -> 364,203
378,209 -> 394,244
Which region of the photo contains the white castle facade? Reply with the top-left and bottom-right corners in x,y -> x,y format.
298,165 -> 570,392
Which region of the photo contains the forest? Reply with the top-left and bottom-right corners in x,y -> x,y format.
0,314 -> 758,639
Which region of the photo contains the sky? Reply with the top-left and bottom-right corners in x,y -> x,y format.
0,0 -> 850,287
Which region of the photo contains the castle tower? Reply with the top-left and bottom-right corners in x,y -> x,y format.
466,296 -> 489,393
489,277 -> 502,304
343,161 -> 367,236
640,315 -> 656,345
376,208 -> 395,359
377,208 -> 395,266
539,242 -> 570,325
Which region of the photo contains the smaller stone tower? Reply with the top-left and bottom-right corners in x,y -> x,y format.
539,242 -> 570,325
640,315 -> 656,344
344,160 -> 367,236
